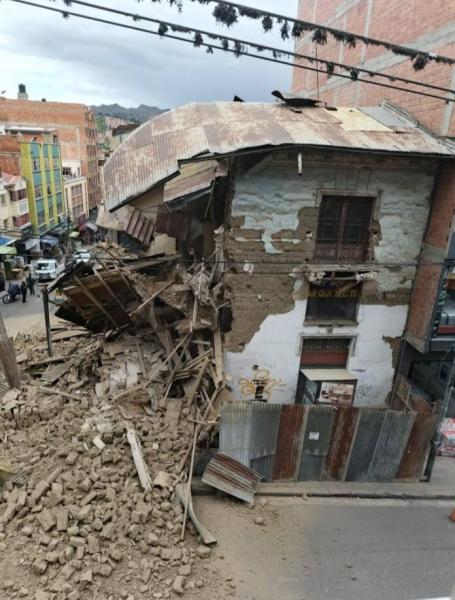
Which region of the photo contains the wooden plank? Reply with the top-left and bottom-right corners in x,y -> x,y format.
93,268 -> 130,314
73,274 -> 120,330
213,328 -> 223,385
41,360 -> 74,384
185,358 -> 209,408
0,312 -> 20,388
126,425 -> 152,492
52,329 -> 90,342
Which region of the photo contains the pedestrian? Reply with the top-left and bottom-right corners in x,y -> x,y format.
20,281 -> 27,303
26,271 -> 35,296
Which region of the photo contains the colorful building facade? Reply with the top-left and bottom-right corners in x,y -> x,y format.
19,140 -> 65,234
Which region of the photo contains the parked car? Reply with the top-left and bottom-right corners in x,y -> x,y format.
73,251 -> 91,264
34,259 -> 64,282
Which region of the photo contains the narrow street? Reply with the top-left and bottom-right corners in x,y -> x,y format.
194,495 -> 455,600
0,286 -> 45,337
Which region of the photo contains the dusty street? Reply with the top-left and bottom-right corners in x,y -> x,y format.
0,286 -> 46,337
194,495 -> 455,600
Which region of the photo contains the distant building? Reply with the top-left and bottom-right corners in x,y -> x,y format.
0,172 -> 31,233
0,131 -> 65,235
64,173 -> 89,224
0,85 -> 101,212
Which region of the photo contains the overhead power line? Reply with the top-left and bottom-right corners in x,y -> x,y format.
53,0 -> 455,99
9,0 -> 455,104
136,0 -> 455,70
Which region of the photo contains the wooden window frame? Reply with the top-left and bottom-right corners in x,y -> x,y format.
314,191 -> 377,262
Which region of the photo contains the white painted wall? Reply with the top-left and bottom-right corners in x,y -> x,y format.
225,300 -> 408,407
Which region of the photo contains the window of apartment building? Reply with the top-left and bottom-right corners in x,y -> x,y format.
44,157 -> 50,171
300,337 -> 352,367
3,219 -> 9,229
0,194 -> 6,206
315,194 -> 374,261
12,214 -> 30,228
18,188 -> 27,200
32,158 -> 40,172
37,211 -> 45,224
305,279 -> 360,323
55,180 -> 61,193
71,183 -> 83,200
35,185 -> 42,198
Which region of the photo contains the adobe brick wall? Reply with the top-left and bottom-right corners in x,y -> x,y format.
0,97 -> 101,209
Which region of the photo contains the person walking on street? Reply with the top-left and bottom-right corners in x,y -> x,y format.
20,281 -> 28,303
26,272 -> 35,296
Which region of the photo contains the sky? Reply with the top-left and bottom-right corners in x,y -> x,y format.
0,0 -> 298,108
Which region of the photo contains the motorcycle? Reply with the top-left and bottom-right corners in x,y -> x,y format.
2,283 -> 20,304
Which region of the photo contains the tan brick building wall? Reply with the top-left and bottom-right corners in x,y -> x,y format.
293,0 -> 455,136
0,97 -> 100,210
293,0 -> 455,353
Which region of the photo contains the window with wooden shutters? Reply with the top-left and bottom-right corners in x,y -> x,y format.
315,195 -> 373,261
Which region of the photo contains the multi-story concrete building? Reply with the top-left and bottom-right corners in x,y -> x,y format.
0,133 -> 65,235
292,0 -> 455,416
0,85 -> 101,212
0,172 -> 31,234
64,174 -> 89,223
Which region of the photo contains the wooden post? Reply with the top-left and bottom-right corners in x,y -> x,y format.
0,312 -> 21,388
42,286 -> 53,357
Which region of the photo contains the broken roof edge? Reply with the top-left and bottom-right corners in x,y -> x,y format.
178,141 -> 455,167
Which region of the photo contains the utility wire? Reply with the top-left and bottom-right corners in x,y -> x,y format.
9,0 -> 455,104
156,0 -> 455,68
58,0 -> 455,98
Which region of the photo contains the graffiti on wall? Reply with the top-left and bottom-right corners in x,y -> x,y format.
239,366 -> 286,402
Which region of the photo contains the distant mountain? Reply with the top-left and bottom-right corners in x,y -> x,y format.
91,103 -> 168,123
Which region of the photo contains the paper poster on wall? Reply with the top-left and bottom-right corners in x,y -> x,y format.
319,382 -> 354,406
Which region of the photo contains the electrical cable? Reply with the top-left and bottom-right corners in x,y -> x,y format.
52,0 -> 455,99
7,0 -> 455,104
156,0 -> 455,68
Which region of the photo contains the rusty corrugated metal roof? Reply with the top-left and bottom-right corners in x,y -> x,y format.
201,452 -> 262,503
163,160 -> 227,204
103,101 -> 455,212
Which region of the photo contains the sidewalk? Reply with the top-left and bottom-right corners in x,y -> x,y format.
193,457 -> 455,500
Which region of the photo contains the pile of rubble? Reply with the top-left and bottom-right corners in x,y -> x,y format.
0,249 -> 227,600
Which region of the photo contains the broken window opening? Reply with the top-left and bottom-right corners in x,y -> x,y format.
305,281 -> 360,323
315,194 -> 373,261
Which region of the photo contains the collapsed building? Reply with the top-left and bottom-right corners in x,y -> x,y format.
101,96 -> 455,411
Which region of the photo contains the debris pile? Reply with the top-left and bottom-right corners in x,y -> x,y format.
0,248 -> 226,599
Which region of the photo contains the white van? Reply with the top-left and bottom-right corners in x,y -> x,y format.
34,259 -> 63,282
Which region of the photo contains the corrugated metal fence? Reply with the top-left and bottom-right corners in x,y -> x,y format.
220,401 -> 438,483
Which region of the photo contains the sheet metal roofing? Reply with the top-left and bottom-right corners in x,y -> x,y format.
102,101 -> 455,212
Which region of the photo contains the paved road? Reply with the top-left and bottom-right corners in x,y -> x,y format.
0,285 -> 45,337
194,496 -> 455,600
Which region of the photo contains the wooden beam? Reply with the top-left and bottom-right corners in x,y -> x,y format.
73,274 -> 120,330
126,425 -> 152,492
0,312 -> 21,388
93,268 -> 130,315
42,286 -> 53,357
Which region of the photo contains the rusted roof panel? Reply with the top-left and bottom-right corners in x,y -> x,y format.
103,101 -> 455,212
202,452 -> 262,503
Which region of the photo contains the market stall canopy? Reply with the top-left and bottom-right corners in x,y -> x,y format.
0,246 -> 17,256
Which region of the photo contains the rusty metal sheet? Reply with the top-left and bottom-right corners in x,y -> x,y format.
202,452 -> 262,503
367,411 -> 415,482
103,102 -> 455,213
396,413 -> 438,481
154,207 -> 191,242
345,410 -> 385,482
250,455 -> 275,483
219,401 -> 253,467
325,406 -> 359,481
298,405 -> 336,481
249,402 -> 282,460
272,405 -> 305,481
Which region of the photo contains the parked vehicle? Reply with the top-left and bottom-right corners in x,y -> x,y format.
2,283 -> 20,304
34,259 -> 64,282
73,251 -> 91,264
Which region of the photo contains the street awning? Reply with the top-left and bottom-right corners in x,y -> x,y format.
40,236 -> 59,246
301,368 -> 358,381
79,221 -> 98,233
0,235 -> 16,246
70,231 -> 80,238
0,246 -> 17,255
